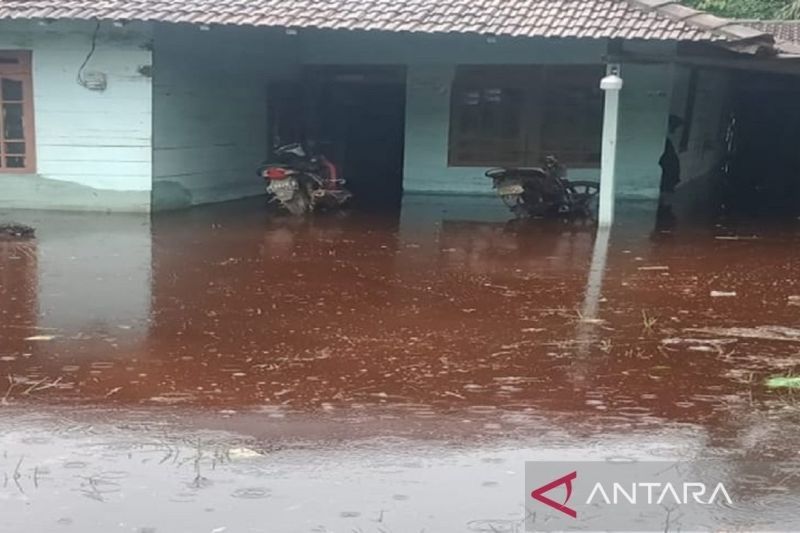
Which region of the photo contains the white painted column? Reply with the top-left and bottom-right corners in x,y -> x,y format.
598,64 -> 624,227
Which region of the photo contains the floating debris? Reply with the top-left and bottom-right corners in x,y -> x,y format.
715,235 -> 759,241
661,337 -> 738,348
710,291 -> 737,298
228,447 -> 263,459
24,334 -> 58,341
765,376 -> 800,389
686,326 -> 800,343
0,223 -> 35,239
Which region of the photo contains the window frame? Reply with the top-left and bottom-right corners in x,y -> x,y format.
0,50 -> 36,174
447,64 -> 603,169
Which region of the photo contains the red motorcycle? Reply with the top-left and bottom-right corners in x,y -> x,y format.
259,142 -> 352,215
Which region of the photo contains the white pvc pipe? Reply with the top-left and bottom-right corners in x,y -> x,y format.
599,66 -> 623,227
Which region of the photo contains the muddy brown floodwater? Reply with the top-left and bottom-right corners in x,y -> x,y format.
1,196 -> 800,532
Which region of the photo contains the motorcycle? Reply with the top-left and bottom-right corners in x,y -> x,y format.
485,156 -> 599,219
259,142 -> 352,215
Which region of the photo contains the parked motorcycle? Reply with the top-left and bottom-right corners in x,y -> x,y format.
485,156 -> 599,219
259,142 -> 352,215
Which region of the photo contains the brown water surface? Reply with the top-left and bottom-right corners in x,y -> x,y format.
1,196 -> 799,532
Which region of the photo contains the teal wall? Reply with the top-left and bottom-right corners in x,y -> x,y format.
615,63 -> 674,198
0,20 -> 152,211
403,64 -> 603,195
300,31 -> 676,198
0,20 -> 683,211
670,65 -> 732,184
301,32 -> 608,195
151,25 -> 300,210
151,28 -> 679,205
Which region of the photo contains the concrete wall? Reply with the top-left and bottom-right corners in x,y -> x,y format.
670,65 -> 732,183
615,63 -> 674,199
401,60 -> 676,197
0,20 -> 152,212
0,20 -> 683,211
302,33 -> 608,195
301,31 -> 677,198
151,25 -> 298,211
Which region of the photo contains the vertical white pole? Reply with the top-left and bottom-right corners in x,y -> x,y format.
599,64 -> 623,227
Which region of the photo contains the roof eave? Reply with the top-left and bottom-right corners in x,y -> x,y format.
626,0 -> 777,55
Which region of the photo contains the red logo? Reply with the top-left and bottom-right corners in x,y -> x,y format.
531,471 -> 578,518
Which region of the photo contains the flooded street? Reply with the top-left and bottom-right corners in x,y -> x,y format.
2,196 -> 800,532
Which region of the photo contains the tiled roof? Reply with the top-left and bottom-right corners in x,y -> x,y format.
742,20 -> 800,44
0,0 -> 772,44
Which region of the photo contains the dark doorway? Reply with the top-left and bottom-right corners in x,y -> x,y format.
269,66 -> 407,210
723,70 -> 800,216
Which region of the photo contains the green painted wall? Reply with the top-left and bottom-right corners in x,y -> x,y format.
615,63 -> 674,198
0,20 -> 152,211
301,32 -> 608,195
300,31 -> 676,199
402,64 -> 602,195
670,65 -> 732,183
151,25 -> 299,211
0,20 -> 683,211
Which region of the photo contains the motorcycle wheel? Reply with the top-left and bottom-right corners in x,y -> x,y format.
567,181 -> 600,217
283,189 -> 311,216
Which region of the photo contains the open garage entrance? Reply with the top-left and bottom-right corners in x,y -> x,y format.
268,66 -> 406,210
722,69 -> 800,216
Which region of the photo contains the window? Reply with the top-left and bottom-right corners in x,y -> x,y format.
0,51 -> 35,173
448,65 -> 603,168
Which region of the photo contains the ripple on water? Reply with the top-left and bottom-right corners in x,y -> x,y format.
615,406 -> 655,417
230,487 -> 271,499
466,519 -> 521,532
21,436 -> 52,445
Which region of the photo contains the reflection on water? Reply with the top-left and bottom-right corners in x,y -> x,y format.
1,196 -> 800,531
0,236 -> 37,358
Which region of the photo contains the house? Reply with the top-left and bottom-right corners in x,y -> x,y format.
0,0 -> 798,214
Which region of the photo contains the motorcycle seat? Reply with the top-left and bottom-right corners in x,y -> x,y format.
485,167 -> 548,179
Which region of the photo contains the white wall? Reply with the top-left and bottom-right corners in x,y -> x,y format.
151,25 -> 298,210
0,20 -> 153,211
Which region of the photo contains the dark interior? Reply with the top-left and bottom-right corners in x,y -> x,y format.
723,70 -> 800,215
268,66 -> 407,210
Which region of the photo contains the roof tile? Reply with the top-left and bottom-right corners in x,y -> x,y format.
0,0 -> 770,45
743,20 -> 800,44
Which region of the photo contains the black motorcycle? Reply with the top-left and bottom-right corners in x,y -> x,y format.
258,142 -> 352,215
485,156 -> 599,219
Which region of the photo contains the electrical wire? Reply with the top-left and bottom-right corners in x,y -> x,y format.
76,21 -> 101,89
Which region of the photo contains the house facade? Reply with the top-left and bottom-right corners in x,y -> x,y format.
0,0 -> 793,213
